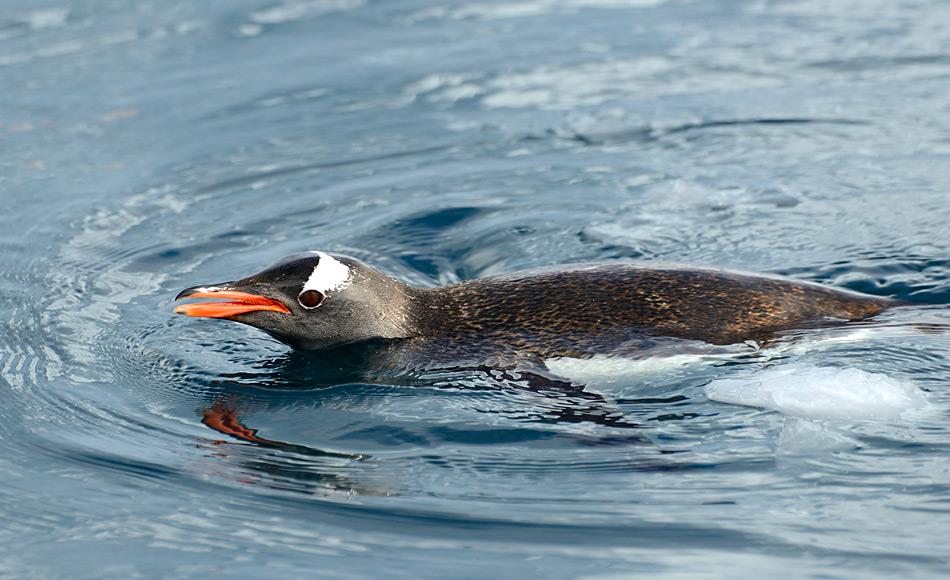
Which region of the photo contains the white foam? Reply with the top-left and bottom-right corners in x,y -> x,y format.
415,0 -> 667,22
706,365 -> 930,421
250,0 -> 364,24
303,252 -> 351,294
769,324 -> 925,359
27,8 -> 69,29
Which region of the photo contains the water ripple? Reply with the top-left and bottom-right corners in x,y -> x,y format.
1,0 -> 948,575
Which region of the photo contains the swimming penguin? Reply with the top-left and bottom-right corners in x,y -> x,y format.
175,251 -> 898,371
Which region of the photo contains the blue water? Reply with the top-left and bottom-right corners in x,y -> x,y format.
2,1 -> 949,577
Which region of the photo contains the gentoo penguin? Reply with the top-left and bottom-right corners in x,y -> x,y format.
175,251 -> 898,371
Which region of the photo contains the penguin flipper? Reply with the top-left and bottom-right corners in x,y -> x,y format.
498,368 -> 648,441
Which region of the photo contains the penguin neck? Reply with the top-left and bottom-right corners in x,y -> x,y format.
394,276 -> 523,339
352,272 -> 430,341
405,280 -> 493,338
400,284 -> 443,337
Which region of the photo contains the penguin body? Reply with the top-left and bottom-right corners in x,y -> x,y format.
175,252 -> 897,370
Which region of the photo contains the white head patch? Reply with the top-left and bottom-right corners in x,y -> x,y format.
303,251 -> 351,294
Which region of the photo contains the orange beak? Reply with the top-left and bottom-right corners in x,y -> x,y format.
174,288 -> 291,319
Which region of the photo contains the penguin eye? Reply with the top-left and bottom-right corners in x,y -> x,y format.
297,289 -> 325,309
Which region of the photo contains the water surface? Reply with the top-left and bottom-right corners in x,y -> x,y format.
1,0 -> 949,577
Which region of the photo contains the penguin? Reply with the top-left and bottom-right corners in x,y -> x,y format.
175,251 -> 899,372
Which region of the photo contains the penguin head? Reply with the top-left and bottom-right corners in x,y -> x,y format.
175,252 -> 417,351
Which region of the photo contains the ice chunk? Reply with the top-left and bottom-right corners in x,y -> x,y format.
777,417 -> 860,454
706,365 -> 930,421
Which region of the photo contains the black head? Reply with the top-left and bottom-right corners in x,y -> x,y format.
175,252 -> 418,351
